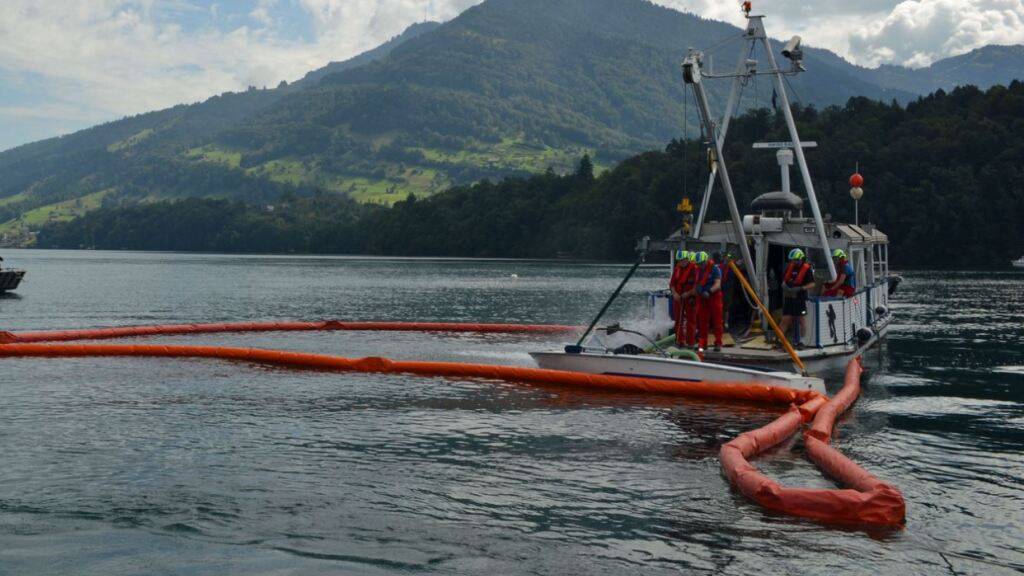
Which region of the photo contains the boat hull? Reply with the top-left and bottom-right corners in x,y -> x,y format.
530,351 -> 826,394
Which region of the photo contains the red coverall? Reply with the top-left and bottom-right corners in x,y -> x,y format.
697,260 -> 724,349
671,262 -> 698,346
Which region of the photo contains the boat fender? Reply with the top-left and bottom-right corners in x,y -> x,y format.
856,327 -> 873,344
875,306 -> 888,317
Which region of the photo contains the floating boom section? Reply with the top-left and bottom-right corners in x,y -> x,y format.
719,358 -> 906,527
0,323 -> 904,528
0,320 -> 580,344
0,342 -> 816,405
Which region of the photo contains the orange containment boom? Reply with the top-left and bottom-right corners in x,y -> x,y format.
0,342 -> 818,405
0,320 -> 580,344
719,358 -> 906,528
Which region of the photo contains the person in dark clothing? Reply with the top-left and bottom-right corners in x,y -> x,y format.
777,248 -> 816,348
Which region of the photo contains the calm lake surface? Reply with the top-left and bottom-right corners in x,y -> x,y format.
1,249 -> 1022,575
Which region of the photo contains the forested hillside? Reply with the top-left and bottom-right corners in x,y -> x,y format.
38,83 -> 1024,268
0,0 -> 947,246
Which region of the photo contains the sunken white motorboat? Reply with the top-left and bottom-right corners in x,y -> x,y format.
530,323 -> 825,393
532,9 -> 899,384
1014,256 -> 1024,269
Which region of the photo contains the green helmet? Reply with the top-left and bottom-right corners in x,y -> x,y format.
695,251 -> 710,265
832,249 -> 847,260
675,249 -> 691,262
788,248 -> 806,261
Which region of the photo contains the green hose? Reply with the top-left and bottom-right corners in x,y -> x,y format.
645,335 -> 701,361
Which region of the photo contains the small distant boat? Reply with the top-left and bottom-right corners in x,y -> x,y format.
0,259 -> 25,293
1014,256 -> 1024,269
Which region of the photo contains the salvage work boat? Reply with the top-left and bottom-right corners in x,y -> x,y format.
533,9 -> 898,380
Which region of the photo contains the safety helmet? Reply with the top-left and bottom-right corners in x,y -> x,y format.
788,248 -> 806,261
695,251 -> 710,265
832,249 -> 847,260
675,250 -> 691,262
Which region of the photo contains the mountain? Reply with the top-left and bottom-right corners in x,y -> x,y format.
37,83 -> 1024,268
2,0 -> 1023,247
866,45 -> 1024,95
293,21 -> 442,89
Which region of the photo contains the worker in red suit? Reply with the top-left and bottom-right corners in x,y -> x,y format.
695,251 -> 724,352
670,250 -> 698,346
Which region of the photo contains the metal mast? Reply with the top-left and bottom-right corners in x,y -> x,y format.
682,51 -> 759,302
692,47 -> 750,238
685,11 -> 837,283
749,15 -> 837,280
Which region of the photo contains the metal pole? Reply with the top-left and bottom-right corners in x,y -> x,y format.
685,52 -> 761,304
694,43 -> 751,238
855,199 -> 859,226
753,17 -> 838,281
572,251 -> 647,350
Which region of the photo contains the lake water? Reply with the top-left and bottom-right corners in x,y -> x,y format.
1,249 -> 1022,575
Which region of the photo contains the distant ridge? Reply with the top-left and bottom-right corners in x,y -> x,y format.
294,21 -> 442,89
866,45 -> 1024,94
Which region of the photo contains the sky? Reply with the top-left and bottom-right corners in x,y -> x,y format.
2,0 -> 1023,152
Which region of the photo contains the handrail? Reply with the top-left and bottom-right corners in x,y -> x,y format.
728,261 -> 807,375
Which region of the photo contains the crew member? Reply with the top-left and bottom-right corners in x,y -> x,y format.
695,251 -> 724,352
822,249 -> 856,298
777,248 -> 815,348
670,250 -> 690,343
675,251 -> 700,347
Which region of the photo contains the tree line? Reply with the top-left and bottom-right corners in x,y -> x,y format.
37,83 -> 1024,268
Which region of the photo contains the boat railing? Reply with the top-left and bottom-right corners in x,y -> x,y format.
805,280 -> 891,349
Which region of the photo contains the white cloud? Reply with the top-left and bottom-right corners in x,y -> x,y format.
849,0 -> 1024,67
0,0 -> 479,149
